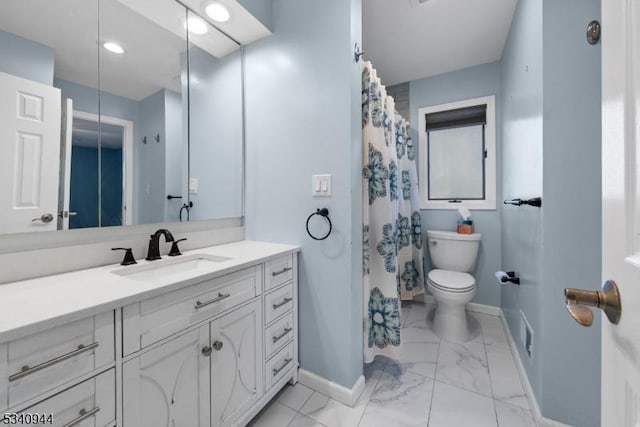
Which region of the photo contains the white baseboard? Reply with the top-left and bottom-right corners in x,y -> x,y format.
498,313 -> 573,427
467,301 -> 502,316
422,294 -> 502,317
298,369 -> 365,408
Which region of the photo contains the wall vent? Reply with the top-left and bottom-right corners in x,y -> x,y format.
519,310 -> 534,359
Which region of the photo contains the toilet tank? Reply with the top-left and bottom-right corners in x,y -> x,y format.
427,230 -> 481,272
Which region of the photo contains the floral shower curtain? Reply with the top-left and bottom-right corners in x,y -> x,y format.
362,61 -> 425,363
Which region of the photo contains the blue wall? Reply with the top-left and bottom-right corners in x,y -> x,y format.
164,90 -> 185,223
0,29 -> 54,85
138,90 -> 167,225
188,47 -> 243,221
54,78 -> 137,123
540,0 -> 601,424
409,62 -> 502,306
500,0 -> 544,406
244,0 -> 363,389
500,0 -> 601,425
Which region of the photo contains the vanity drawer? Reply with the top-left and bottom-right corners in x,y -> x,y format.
2,311 -> 114,411
265,343 -> 295,392
20,369 -> 115,427
265,312 -> 294,359
265,255 -> 294,292
123,265 -> 262,355
264,282 -> 294,325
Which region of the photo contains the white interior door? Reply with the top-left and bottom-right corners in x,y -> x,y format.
0,71 -> 61,233
58,98 -> 73,230
602,1 -> 640,425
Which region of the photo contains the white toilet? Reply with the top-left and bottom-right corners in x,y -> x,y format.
426,230 -> 482,342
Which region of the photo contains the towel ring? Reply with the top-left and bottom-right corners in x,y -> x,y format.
306,208 -> 332,241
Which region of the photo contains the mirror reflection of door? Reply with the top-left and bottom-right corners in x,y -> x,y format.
68,113 -> 131,229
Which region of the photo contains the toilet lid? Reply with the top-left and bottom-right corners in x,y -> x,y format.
428,269 -> 476,291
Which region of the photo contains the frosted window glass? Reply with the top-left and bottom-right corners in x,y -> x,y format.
428,125 -> 484,199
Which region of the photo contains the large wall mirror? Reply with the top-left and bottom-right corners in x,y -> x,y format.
0,0 -> 251,235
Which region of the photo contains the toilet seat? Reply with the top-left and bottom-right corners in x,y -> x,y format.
428,269 -> 476,293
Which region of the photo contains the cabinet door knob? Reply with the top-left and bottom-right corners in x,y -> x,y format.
202,346 -> 212,357
212,340 -> 223,351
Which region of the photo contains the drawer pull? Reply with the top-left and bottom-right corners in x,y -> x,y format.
8,342 -> 99,382
272,267 -> 292,277
62,406 -> 100,427
272,327 -> 293,343
273,357 -> 293,376
195,292 -> 231,310
272,297 -> 293,310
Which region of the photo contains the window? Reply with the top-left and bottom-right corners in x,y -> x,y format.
418,95 -> 496,210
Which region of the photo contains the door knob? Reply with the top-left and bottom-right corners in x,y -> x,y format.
564,280 -> 622,327
32,213 -> 54,223
212,340 -> 223,351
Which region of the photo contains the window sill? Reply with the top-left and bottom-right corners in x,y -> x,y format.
421,200 -> 496,211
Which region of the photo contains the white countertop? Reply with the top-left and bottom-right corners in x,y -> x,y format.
0,240 -> 299,343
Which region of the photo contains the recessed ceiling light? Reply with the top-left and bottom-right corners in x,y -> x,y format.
186,16 -> 208,35
103,42 -> 125,54
205,2 -> 231,23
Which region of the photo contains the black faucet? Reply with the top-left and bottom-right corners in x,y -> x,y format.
146,229 -> 175,261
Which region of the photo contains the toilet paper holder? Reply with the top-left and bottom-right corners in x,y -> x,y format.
495,271 -> 520,285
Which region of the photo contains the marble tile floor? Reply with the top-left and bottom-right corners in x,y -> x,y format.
249,300 -> 536,427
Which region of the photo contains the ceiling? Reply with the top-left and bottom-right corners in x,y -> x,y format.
363,0 -> 517,86
0,0 -> 269,101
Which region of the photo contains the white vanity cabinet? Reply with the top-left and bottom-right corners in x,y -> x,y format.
0,311 -> 115,416
263,254 -> 298,397
122,326 -> 211,427
120,250 -> 298,426
20,369 -> 116,427
0,243 -> 299,427
122,299 -> 263,427
210,300 -> 263,427
121,266 -> 262,356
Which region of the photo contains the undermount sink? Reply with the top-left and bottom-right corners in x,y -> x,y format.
112,254 -> 231,282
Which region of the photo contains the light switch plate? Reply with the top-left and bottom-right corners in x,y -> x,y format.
312,174 -> 331,196
189,178 -> 199,194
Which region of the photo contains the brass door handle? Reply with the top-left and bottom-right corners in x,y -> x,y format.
564,280 -> 622,327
